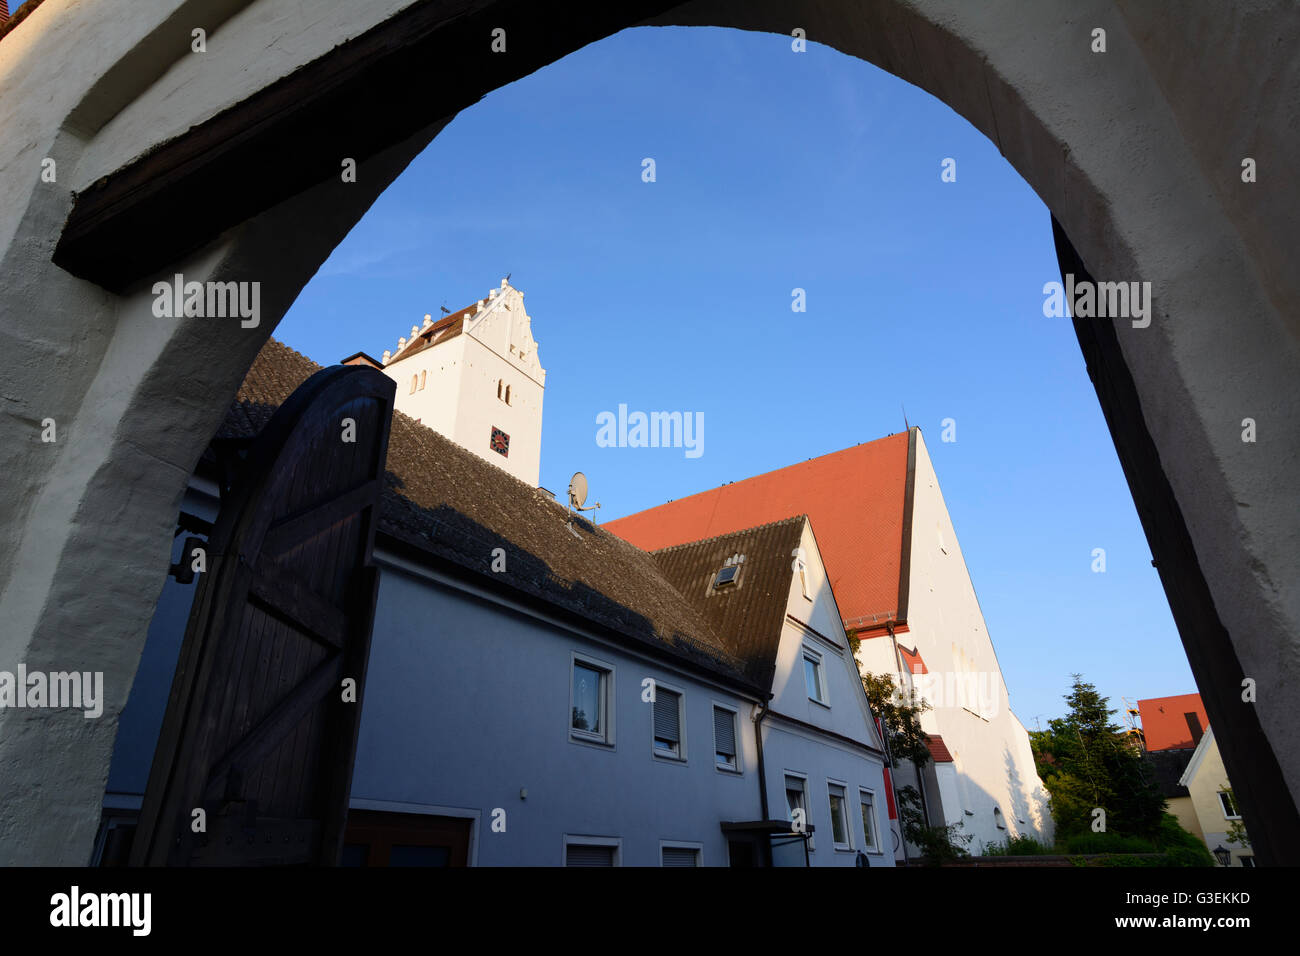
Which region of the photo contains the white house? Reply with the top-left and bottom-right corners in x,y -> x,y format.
606,426 -> 1054,858
93,338 -> 892,867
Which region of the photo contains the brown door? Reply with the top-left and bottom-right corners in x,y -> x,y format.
342,811 -> 472,867
131,365 -> 395,865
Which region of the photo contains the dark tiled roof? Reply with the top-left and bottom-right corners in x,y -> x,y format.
651,518 -> 805,687
217,340 -> 757,691
1142,747 -> 1194,799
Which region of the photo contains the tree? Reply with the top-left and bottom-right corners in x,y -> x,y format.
1031,674 -> 1166,842
861,671 -> 931,768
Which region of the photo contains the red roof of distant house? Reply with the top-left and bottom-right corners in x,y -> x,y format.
605,431 -> 911,630
1,2 -> 9,24
898,646 -> 928,675
927,735 -> 954,763
1138,694 -> 1208,751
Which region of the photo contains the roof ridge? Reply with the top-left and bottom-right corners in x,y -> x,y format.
649,513 -> 808,554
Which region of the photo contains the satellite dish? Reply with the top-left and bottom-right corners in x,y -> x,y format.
568,472 -> 601,513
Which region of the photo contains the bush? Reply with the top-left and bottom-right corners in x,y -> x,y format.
1064,832 -> 1155,855
984,835 -> 1053,856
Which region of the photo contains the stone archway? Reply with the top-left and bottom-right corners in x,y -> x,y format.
1,0 -> 1296,864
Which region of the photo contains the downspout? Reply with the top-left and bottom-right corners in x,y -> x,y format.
754,698 -> 771,820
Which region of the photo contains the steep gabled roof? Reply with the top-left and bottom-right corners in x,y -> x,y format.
926,735 -> 954,763
382,303 -> 473,367
216,339 -> 758,692
651,517 -> 805,687
605,432 -> 912,632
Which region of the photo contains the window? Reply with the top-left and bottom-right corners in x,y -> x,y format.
803,649 -> 826,704
713,565 -> 739,589
713,705 -> 738,771
994,806 -> 1007,829
1219,790 -> 1241,820
859,790 -> 878,852
419,370 -> 426,390
828,783 -> 851,849
653,687 -> 684,759
571,659 -> 612,744
661,844 -> 701,867
409,375 -> 417,394
1240,855 -> 1255,868
505,384 -> 512,405
565,838 -> 619,867
785,774 -> 808,839
497,379 -> 503,400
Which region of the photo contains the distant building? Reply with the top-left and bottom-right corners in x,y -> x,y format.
1137,693 -> 1209,751
606,427 -> 1053,857
1179,727 -> 1254,866
374,278 -> 545,486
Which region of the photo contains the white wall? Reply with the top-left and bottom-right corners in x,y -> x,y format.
353,556 -> 763,866
384,283 -> 545,486
900,430 -> 1053,852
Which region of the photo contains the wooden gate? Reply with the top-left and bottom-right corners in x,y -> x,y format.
131,365 -> 396,865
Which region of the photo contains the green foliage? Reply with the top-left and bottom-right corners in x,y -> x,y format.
896,784 -> 971,865
1061,813 -> 1212,866
1031,674 -> 1166,842
983,835 -> 1053,856
1153,812 -> 1215,866
1064,832 -> 1154,855
861,671 -> 931,769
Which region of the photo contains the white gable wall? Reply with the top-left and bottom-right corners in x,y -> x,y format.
762,520 -> 893,865
900,430 -> 1053,852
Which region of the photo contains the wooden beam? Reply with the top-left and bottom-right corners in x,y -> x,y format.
52,0 -> 681,292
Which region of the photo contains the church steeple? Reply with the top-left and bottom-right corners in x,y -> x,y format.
377,279 -> 546,486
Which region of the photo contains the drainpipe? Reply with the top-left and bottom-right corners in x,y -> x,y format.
884,622 -> 911,867
753,698 -> 771,821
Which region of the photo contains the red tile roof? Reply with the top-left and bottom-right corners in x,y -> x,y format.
605,432 -> 912,630
1137,693 -> 1208,752
899,646 -> 928,675
926,735 -> 954,763
384,302 -> 476,367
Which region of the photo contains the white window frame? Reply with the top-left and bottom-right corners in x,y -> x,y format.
803,646 -> 828,707
651,679 -> 687,763
563,834 -> 621,867
827,779 -> 853,851
570,652 -> 615,748
1218,790 -> 1241,820
710,700 -> 742,774
659,840 -> 704,867
784,771 -> 813,851
859,787 -> 881,854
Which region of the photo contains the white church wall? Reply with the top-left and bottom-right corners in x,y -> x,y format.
901,429 -> 1054,851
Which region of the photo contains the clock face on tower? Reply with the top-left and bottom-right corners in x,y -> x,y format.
490,427 -> 510,457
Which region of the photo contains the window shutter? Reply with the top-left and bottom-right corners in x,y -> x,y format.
566,844 -> 615,867
713,707 -> 736,757
662,846 -> 699,867
654,690 -> 681,743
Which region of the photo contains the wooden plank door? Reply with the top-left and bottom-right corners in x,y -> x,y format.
131,365 -> 395,865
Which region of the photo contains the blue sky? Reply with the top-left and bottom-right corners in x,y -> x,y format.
272,25 -> 1195,727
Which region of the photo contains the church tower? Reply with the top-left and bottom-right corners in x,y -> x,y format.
378,278 -> 545,486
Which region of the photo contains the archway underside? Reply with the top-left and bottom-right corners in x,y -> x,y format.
0,0 -> 1295,864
